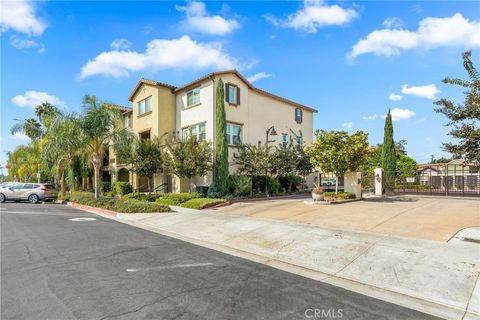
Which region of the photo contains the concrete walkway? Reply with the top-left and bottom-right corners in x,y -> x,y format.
215,196 -> 480,242
111,206 -> 480,320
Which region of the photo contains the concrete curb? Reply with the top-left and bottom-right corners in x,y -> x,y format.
69,202 -> 118,218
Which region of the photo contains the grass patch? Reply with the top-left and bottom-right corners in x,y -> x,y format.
155,198 -> 178,206
180,198 -> 227,209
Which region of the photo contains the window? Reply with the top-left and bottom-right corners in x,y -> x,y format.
138,96 -> 151,116
295,108 -> 303,123
22,184 -> 34,189
182,123 -> 206,141
187,88 -> 201,107
226,84 -> 240,105
226,123 -> 242,145
282,134 -> 288,147
295,136 -> 302,146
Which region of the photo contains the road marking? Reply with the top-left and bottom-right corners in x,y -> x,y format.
126,262 -> 213,272
69,217 -> 97,221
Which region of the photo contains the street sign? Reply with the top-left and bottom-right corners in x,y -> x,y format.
406,177 -> 415,183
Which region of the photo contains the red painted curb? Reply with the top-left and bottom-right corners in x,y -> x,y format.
208,193 -> 311,209
70,202 -> 118,218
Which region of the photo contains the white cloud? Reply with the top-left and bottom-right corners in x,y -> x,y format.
401,84 -> 440,100
362,115 -> 377,120
176,1 -> 240,35
0,0 -> 46,35
9,35 -> 45,52
388,93 -> 403,101
80,35 -> 240,79
342,122 -> 353,128
11,91 -> 65,109
265,0 -> 357,33
10,132 -> 30,141
389,108 -> 415,121
382,17 -> 403,29
247,72 -> 272,83
349,13 -> 480,59
110,39 -> 132,50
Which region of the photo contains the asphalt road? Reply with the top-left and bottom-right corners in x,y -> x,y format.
1,202 -> 440,320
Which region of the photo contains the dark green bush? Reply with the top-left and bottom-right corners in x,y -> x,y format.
69,192 -> 95,202
228,175 -> 252,196
162,192 -> 203,204
180,198 -> 226,209
113,182 -> 132,196
101,181 -> 112,192
279,175 -> 303,192
268,178 -> 281,194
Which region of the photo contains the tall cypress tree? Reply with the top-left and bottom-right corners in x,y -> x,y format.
381,109 -> 396,192
213,78 -> 229,195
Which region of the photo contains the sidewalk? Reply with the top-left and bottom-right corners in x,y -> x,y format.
104,206 -> 478,320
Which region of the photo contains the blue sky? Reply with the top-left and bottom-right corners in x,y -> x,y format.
1,0 -> 479,174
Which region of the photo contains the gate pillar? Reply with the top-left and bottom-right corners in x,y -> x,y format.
374,168 -> 384,196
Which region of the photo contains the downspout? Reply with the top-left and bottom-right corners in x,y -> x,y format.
211,76 -> 216,185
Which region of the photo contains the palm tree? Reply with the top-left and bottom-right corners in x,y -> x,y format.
81,94 -> 129,198
11,118 -> 43,141
35,102 -> 60,128
43,112 -> 86,196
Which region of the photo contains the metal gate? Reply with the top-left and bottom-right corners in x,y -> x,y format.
392,163 -> 480,197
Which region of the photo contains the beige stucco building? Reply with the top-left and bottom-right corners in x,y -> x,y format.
109,69 -> 317,193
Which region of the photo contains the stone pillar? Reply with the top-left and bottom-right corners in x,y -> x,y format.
344,172 -> 362,199
374,168 -> 384,196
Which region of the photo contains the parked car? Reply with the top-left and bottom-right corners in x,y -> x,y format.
0,183 -> 58,203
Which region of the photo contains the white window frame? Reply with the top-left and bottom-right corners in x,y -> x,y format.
295,108 -> 303,123
138,96 -> 151,116
228,84 -> 238,105
226,123 -> 242,145
182,122 -> 206,141
187,88 -> 201,107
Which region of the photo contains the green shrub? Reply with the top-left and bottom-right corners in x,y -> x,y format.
207,184 -> 223,198
101,181 -> 112,192
324,191 -> 356,200
113,199 -> 170,213
180,198 -> 226,209
104,191 -> 115,197
228,175 -> 251,196
113,182 -> 132,196
161,192 -> 203,204
155,198 -> 178,206
279,175 -> 303,192
123,193 -> 160,202
268,178 -> 281,194
74,196 -> 170,213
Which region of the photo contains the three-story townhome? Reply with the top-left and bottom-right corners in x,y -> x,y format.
110,69 -> 317,193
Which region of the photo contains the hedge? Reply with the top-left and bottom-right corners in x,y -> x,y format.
395,184 -> 431,190
324,192 -> 356,200
180,198 -> 227,209
155,198 -> 178,206
73,196 -> 170,213
161,192 -> 203,205
113,182 -> 132,196
123,193 -> 161,202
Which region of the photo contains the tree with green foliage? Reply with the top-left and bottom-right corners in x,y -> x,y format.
43,112 -> 86,197
163,136 -> 213,192
35,102 -> 60,128
396,153 -> 417,180
381,110 -> 396,192
81,95 -> 129,199
10,118 -> 43,141
115,136 -> 164,193
306,130 -> 369,194
233,143 -> 273,196
434,50 -> 479,164
212,78 -> 229,195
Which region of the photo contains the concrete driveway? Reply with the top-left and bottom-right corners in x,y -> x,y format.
213,195 -> 480,242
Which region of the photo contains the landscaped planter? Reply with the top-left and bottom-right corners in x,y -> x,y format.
311,186 -> 325,202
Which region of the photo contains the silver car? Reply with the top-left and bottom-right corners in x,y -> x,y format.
0,183 -> 58,203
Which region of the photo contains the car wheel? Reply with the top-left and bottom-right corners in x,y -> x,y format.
0,193 -> 5,203
28,194 -> 39,204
